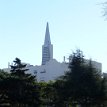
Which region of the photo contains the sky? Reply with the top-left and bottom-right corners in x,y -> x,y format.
0,0 -> 107,72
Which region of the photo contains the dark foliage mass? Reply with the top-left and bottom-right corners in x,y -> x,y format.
0,58 -> 40,107
0,50 -> 107,107
53,50 -> 107,107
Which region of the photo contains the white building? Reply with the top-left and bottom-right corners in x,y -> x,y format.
3,22 -> 102,82
42,22 -> 53,65
33,22 -> 68,82
25,59 -> 68,82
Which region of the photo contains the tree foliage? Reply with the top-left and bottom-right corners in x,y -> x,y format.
0,69 -> 10,107
103,2 -> 107,17
0,51 -> 107,107
54,49 -> 106,107
0,58 -> 41,107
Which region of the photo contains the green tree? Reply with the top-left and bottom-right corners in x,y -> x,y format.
7,58 -> 40,107
39,81 -> 57,107
53,79 -> 68,107
55,49 -> 106,107
0,69 -> 11,107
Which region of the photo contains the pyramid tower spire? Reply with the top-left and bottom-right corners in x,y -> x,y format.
44,22 -> 51,45
42,22 -> 53,65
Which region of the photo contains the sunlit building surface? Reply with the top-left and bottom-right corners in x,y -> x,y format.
3,23 -> 102,82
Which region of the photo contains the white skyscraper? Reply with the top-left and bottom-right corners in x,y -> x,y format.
42,22 -> 53,65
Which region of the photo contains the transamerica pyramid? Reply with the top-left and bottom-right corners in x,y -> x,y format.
42,22 -> 53,65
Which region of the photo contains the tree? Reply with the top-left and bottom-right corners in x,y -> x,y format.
39,81 -> 57,107
54,49 -> 106,107
103,2 -> 107,17
6,58 -> 40,107
53,79 -> 68,107
0,69 -> 11,107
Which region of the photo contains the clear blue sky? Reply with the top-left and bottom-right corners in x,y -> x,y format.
0,0 -> 107,72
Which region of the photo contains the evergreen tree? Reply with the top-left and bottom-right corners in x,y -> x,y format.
7,58 -> 40,107
39,81 -> 57,107
54,49 -> 106,107
0,69 -> 10,107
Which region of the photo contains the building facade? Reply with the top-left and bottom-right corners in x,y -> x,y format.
3,22 -> 102,82
42,22 -> 53,65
